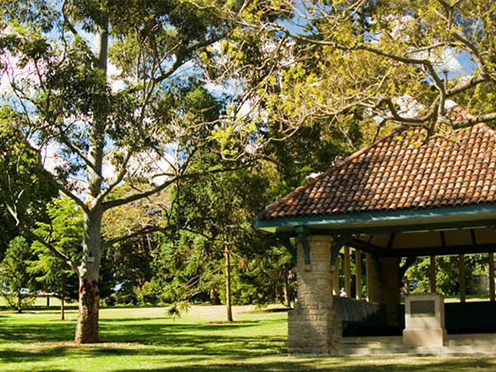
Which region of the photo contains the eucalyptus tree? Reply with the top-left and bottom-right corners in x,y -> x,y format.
221,0 -> 496,138
0,0 -> 287,343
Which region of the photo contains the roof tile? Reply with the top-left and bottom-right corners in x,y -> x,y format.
259,108 -> 496,220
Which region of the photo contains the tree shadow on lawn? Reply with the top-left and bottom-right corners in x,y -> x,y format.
0,317 -> 286,365
108,358 -> 494,372
0,322 -> 75,343
0,332 -> 285,368
0,316 -> 274,343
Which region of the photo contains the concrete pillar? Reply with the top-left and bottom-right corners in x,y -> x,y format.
288,235 -> 341,355
344,247 -> 351,297
356,250 -> 362,300
489,252 -> 495,302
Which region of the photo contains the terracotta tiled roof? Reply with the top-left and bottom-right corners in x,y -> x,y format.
259,107 -> 496,220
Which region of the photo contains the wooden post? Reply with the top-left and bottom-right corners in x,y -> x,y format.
344,246 -> 351,297
459,254 -> 466,303
430,255 -> 436,293
332,255 -> 340,296
489,252 -> 495,302
356,250 -> 362,300
366,253 -> 372,301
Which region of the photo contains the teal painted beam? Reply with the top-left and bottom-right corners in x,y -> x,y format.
256,204 -> 496,232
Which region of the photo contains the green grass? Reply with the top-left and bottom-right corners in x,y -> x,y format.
1,305 -> 496,371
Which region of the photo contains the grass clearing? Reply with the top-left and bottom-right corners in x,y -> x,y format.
1,305 -> 496,371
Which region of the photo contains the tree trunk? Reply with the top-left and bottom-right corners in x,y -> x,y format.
17,295 -> 22,313
61,281 -> 65,321
224,243 -> 233,322
74,23 -> 108,343
75,207 -> 103,343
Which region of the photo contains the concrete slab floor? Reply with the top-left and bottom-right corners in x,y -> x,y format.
340,333 -> 496,357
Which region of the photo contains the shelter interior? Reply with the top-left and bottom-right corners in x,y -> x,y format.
309,224 -> 496,338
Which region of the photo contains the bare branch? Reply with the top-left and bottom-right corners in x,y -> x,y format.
35,162 -> 88,212
104,225 -> 168,247
102,163 -> 252,211
447,74 -> 489,96
153,34 -> 226,85
95,148 -> 136,205
440,111 -> 496,129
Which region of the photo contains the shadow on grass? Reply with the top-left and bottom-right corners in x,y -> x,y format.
107,359 -> 494,372
0,315 -> 286,366
1,313 -> 495,372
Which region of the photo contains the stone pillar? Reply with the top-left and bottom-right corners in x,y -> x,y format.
288,235 -> 341,355
366,254 -> 401,325
332,255 -> 340,296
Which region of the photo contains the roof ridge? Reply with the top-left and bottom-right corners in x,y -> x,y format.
477,122 -> 496,137
449,105 -> 496,137
325,125 -> 407,172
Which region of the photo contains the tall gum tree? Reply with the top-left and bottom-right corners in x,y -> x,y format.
0,0 -> 288,343
221,0 -> 496,138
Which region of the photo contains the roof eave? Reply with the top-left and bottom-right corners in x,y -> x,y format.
256,204 -> 496,234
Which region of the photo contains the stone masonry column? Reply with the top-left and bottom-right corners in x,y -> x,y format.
288,235 -> 341,355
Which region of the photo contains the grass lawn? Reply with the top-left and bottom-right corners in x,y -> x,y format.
1,305 -> 496,371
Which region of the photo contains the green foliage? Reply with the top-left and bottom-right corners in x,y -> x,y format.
29,196 -> 83,301
134,279 -> 163,306
155,157 -> 296,309
167,301 -> 192,319
406,255 -> 488,296
0,109 -> 57,257
0,236 -> 37,312
234,245 -> 294,306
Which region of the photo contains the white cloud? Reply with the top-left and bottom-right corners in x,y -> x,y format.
107,62 -> 125,92
437,49 -> 462,73
396,94 -> 424,118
